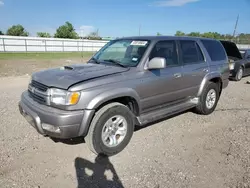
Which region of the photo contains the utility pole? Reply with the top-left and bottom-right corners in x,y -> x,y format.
96,28 -> 99,36
233,14 -> 239,38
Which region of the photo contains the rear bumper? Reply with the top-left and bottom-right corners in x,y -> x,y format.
18,91 -> 94,139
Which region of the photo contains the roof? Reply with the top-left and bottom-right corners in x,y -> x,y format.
115,35 -> 217,41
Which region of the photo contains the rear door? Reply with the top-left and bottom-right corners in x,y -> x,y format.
177,39 -> 209,97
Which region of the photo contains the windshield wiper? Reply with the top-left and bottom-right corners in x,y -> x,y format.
103,59 -> 126,68
89,57 -> 100,64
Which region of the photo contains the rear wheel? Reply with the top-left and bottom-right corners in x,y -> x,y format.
194,81 -> 220,115
85,102 -> 135,156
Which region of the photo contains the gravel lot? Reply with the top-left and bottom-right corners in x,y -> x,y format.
0,60 -> 250,188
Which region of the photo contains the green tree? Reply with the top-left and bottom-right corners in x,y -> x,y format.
54,21 -> 79,39
187,32 -> 201,37
87,30 -> 102,40
37,32 -> 51,38
156,32 -> 162,36
6,24 -> 29,36
175,31 -> 186,36
0,30 -> 4,35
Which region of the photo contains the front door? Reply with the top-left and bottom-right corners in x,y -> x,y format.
137,40 -> 185,113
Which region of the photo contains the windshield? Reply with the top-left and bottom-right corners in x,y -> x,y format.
92,39 -> 150,67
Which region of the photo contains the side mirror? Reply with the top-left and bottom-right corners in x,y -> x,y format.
147,57 -> 166,70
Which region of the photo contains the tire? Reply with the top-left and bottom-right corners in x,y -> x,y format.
194,81 -> 220,115
234,66 -> 243,81
85,102 -> 135,156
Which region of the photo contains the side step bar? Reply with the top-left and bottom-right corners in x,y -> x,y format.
136,99 -> 198,126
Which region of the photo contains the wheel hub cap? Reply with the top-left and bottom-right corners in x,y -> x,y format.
101,115 -> 128,147
205,89 -> 216,109
238,68 -> 243,80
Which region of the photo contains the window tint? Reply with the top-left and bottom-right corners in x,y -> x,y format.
179,40 -> 204,64
149,40 -> 179,66
247,50 -> 250,57
201,40 -> 226,61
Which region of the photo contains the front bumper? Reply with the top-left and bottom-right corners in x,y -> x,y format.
229,70 -> 235,77
18,91 -> 94,139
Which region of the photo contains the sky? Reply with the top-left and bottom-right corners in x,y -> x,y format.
0,0 -> 250,37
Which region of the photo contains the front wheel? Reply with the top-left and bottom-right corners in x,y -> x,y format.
234,66 -> 243,81
85,102 -> 135,156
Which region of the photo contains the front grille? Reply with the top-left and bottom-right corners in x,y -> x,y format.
28,90 -> 47,104
31,80 -> 48,92
28,80 -> 49,105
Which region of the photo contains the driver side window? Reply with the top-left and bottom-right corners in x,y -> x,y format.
149,40 -> 179,66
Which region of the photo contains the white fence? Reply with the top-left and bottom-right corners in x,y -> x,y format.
0,35 -> 109,52
0,35 -> 249,53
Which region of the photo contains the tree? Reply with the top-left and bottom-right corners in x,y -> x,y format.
87,30 -> 102,40
6,24 -> 29,36
175,31 -> 185,36
37,32 -> 51,38
157,32 -> 162,36
172,30 -> 250,44
54,21 -> 79,39
187,32 -> 201,37
0,30 -> 4,35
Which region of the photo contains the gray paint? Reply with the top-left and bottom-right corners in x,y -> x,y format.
19,35 -> 231,139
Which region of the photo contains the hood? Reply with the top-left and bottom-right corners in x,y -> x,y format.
220,40 -> 242,60
32,63 -> 129,89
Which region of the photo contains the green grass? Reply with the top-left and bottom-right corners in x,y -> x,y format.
0,52 -> 94,60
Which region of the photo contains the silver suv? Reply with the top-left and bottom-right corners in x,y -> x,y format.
18,36 -> 230,156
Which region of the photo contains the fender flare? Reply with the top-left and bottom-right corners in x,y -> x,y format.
234,61 -> 245,74
86,87 -> 141,114
197,72 -> 222,97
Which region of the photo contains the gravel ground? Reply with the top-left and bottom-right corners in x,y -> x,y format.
0,60 -> 250,188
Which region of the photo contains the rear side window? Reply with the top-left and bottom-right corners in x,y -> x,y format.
201,40 -> 226,61
179,40 -> 204,64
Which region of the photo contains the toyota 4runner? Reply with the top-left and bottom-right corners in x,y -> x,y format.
18,36 -> 230,156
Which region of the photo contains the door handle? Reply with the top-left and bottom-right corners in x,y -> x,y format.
174,73 -> 182,78
203,68 -> 208,73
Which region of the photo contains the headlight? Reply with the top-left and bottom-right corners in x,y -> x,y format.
229,63 -> 235,70
49,88 -> 80,105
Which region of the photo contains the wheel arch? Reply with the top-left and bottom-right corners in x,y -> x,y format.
198,73 -> 223,97
86,88 -> 141,116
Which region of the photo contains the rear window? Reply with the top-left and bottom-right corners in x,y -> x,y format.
201,40 -> 226,61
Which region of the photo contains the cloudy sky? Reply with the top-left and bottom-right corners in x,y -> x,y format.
0,0 -> 250,37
